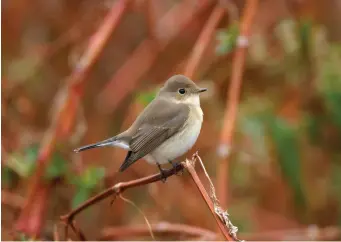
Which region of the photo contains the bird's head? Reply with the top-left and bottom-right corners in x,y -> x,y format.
158,75 -> 207,105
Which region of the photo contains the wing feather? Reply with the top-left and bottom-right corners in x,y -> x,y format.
119,99 -> 189,172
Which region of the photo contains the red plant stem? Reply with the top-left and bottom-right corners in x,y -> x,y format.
184,160 -> 235,241
100,223 -> 217,240
60,164 -> 184,239
15,1 -> 129,237
15,182 -> 51,238
98,0 -> 214,111
184,5 -> 225,78
217,0 -> 258,208
61,155 -> 238,241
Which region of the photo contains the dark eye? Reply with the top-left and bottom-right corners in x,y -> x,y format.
178,88 -> 186,95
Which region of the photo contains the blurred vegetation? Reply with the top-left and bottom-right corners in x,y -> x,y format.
2,0 -> 341,240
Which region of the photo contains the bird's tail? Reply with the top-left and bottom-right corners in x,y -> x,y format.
74,137 -> 117,153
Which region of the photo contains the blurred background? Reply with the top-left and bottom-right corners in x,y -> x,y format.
2,0 -> 341,240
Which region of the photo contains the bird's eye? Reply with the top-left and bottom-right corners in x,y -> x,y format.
178,88 -> 186,95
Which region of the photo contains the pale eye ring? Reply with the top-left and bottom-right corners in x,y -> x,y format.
178,88 -> 186,95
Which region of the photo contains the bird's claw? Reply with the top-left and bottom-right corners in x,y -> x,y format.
160,169 -> 167,183
168,160 -> 182,176
157,163 -> 167,183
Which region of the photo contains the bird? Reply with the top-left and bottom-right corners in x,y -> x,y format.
74,74 -> 207,180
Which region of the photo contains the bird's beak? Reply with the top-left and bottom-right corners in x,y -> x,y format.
197,87 -> 207,93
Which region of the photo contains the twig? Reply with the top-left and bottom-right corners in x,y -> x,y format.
15,0 -> 129,237
119,194 -> 155,240
217,0 -> 258,208
184,5 -> 225,78
100,222 -> 217,240
60,154 -> 241,241
60,164 -> 184,239
183,156 -> 239,241
70,220 -> 86,241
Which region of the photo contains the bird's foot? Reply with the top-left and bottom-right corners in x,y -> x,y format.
160,170 -> 167,183
157,163 -> 167,183
168,160 -> 183,176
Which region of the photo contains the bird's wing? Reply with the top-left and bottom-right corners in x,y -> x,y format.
119,99 -> 189,171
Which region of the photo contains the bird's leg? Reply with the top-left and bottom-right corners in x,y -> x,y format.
168,160 -> 182,176
157,163 -> 167,183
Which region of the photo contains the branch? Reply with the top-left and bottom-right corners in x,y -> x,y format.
60,153 -> 241,241
183,155 -> 240,241
217,0 -> 258,208
100,222 -> 217,240
60,164 -> 184,240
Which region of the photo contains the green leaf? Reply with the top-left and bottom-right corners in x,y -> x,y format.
317,45 -> 341,132
316,45 -> 341,92
45,151 -> 67,180
268,117 -> 305,207
330,157 -> 341,226
6,144 -> 68,180
216,23 -> 239,56
71,166 -> 105,189
135,89 -> 157,107
324,91 -> 341,132
5,151 -> 36,178
81,166 -> 105,189
304,113 -> 324,145
72,186 -> 91,209
70,166 -> 106,208
1,166 -> 18,188
239,115 -> 268,160
298,19 -> 313,60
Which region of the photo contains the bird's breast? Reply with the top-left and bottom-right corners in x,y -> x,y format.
147,105 -> 203,164
180,105 -> 203,150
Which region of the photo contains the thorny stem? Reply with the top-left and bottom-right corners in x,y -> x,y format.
61,154 -> 241,241
183,156 -> 239,241
217,0 -> 258,208
60,153 -> 242,241
60,163 -> 184,239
